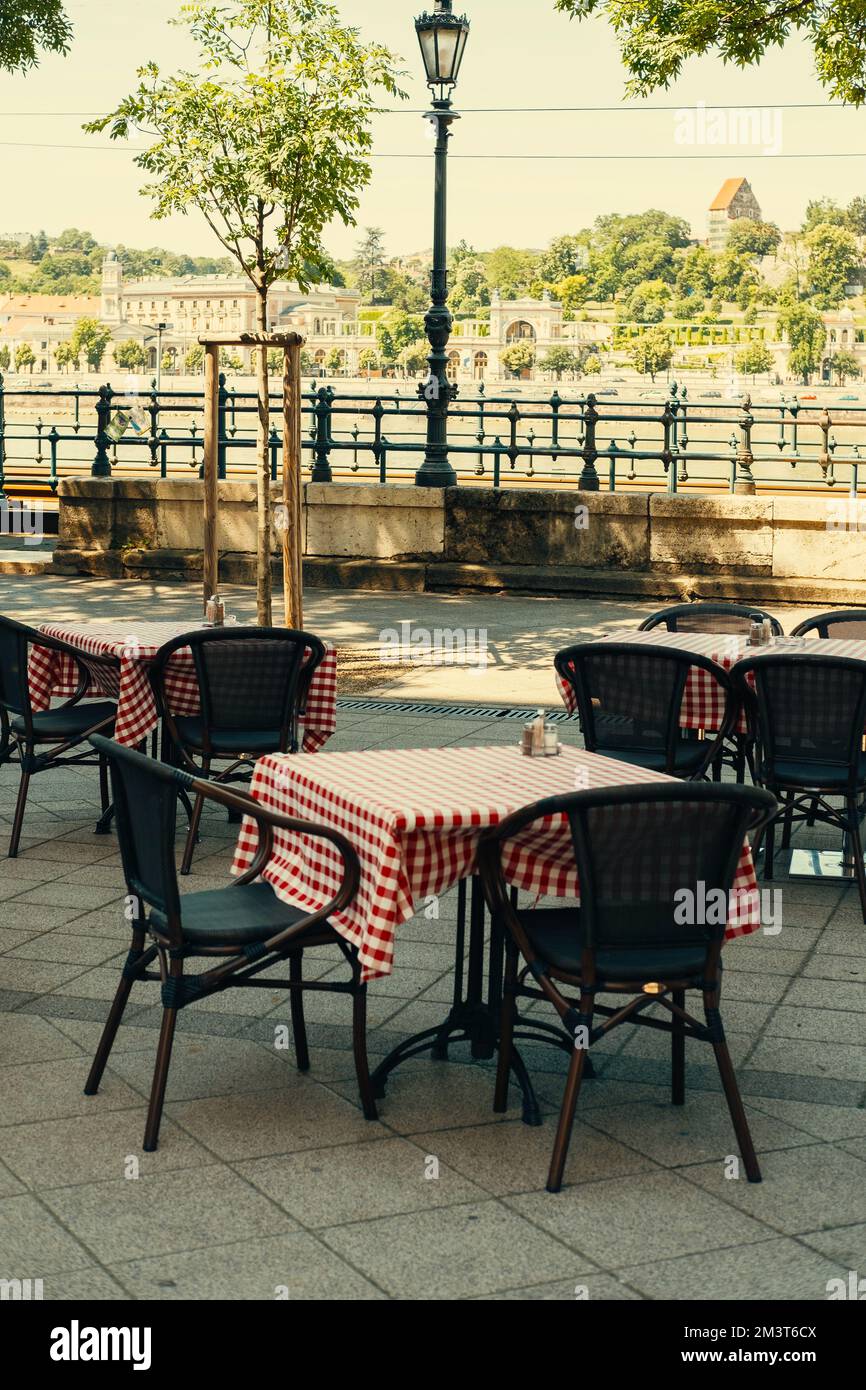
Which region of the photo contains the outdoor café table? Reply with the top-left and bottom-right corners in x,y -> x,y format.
27,620 -> 338,752
231,742 -> 761,1122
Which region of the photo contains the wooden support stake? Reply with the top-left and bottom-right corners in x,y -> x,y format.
202,344 -> 220,611
282,343 -> 304,630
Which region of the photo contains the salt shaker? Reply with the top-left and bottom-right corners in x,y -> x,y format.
748,614 -> 763,648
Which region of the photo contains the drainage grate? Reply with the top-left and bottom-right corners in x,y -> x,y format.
336,697 -> 574,723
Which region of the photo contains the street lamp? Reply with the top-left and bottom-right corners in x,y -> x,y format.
414,0 -> 470,487
142,322 -> 170,391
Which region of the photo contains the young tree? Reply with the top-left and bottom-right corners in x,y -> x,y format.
354,227 -> 387,304
14,343 -> 36,373
538,346 -> 581,381
114,339 -> 148,371
54,340 -> 80,373
377,309 -> 424,364
583,352 -> 602,376
778,301 -> 826,384
500,342 -> 536,378
398,343 -> 428,377
630,327 -> 672,382
324,346 -> 344,376
70,317 -> 111,370
358,347 -> 379,378
827,350 -> 860,385
1,1 -> 72,72
0,346 -> 10,371
554,2 -> 866,103
185,344 -> 205,374
555,274 -> 590,314
735,342 -> 775,382
87,0 -> 403,624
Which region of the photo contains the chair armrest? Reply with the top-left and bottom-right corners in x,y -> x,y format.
180,770 -> 361,960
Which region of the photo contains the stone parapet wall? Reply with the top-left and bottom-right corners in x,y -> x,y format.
52,479 -> 866,598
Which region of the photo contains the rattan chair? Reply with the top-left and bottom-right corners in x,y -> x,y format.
732,652 -> 866,919
85,735 -> 376,1151
790,609 -> 866,640
149,626 -> 326,874
477,781 -> 777,1192
0,616 -> 118,857
554,641 -> 738,779
639,602 -> 784,636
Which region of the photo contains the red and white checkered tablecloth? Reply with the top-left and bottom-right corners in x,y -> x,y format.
27,621 -> 337,752
556,630 -> 866,734
231,743 -> 760,981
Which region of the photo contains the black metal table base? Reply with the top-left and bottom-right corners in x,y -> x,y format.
369,877 -> 590,1127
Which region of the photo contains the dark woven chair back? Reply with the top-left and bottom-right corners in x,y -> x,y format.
0,616 -> 34,717
480,782 -> 773,957
735,655 -> 866,782
640,602 -> 784,636
92,735 -> 182,928
555,642 -> 736,772
196,637 -> 304,731
790,609 -> 866,641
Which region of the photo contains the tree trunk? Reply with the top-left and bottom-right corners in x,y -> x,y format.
255,289 -> 272,626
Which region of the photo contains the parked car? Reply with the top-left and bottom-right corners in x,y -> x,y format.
840,394 -> 859,401
595,388 -> 619,396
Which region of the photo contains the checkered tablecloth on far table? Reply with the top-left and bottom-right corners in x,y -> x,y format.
556,630 -> 866,734
231,743 -> 760,981
28,621 -> 337,751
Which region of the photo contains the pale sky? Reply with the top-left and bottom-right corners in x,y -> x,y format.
1,0 -> 863,261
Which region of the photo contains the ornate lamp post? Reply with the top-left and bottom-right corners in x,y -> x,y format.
414,0 -> 470,487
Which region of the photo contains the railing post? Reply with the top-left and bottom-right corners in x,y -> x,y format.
734,392 -> 756,495
578,392 -> 600,491
818,406 -> 832,484
91,384 -> 113,477
217,373 -> 228,480
47,426 -> 59,492
311,386 -> 333,482
0,372 -> 6,501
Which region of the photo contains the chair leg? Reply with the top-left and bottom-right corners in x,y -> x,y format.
98,751 -> 110,814
180,790 -> 205,876
547,1036 -> 590,1194
8,758 -> 32,859
762,813 -> 776,881
289,953 -> 310,1072
707,1000 -> 760,1184
85,974 -> 137,1095
671,988 -> 685,1106
494,937 -> 519,1113
143,1006 -> 178,1152
351,981 -> 378,1121
781,792 -> 795,851
846,795 -> 866,923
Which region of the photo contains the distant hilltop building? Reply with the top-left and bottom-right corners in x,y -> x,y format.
707,178 -> 762,251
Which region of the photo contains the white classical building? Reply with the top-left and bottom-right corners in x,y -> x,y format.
101,256 -> 588,382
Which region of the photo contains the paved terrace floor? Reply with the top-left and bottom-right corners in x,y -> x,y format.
0,576 -> 864,1301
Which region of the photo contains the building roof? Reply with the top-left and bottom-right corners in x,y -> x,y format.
0,315 -> 77,337
709,178 -> 748,212
0,293 -> 99,317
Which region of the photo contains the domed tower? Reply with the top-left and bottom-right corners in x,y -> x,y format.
101,251 -> 122,324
